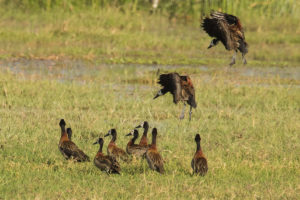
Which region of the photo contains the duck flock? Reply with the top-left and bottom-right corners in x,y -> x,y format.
58,119 -> 208,176
57,11 -> 248,177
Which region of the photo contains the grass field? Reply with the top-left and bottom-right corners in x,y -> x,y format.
0,6 -> 299,67
0,1 -> 299,199
0,61 -> 299,199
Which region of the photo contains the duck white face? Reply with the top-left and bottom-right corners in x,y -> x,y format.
208,39 -> 219,49
135,122 -> 144,128
104,129 -> 112,137
136,121 -> 150,130
126,130 -> 134,136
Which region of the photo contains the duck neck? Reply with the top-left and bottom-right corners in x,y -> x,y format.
98,143 -> 103,153
151,134 -> 157,147
111,134 -> 116,143
131,135 -> 138,144
196,141 -> 201,152
128,136 -> 137,146
60,126 -> 66,137
143,125 -> 149,137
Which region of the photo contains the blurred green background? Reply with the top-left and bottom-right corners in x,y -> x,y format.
0,0 -> 299,66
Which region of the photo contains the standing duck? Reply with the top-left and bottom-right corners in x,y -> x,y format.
104,129 -> 129,162
126,129 -> 148,157
135,121 -> 149,147
145,128 -> 165,174
191,134 -> 208,176
58,119 -> 90,162
154,73 -> 197,120
93,137 -> 121,174
202,11 -> 248,66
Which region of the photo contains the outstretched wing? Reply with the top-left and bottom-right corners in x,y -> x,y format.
202,11 -> 243,50
157,73 -> 182,104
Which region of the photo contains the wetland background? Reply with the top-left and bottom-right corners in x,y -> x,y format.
0,0 -> 299,199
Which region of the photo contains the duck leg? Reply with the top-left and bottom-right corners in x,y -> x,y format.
229,50 -> 237,66
189,105 -> 192,121
179,103 -> 186,120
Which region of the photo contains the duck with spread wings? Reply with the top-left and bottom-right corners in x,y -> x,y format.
154,73 -> 197,121
202,11 -> 248,66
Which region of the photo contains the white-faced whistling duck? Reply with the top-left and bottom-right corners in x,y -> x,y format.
126,129 -> 148,157
154,73 -> 197,121
93,137 -> 121,174
104,129 -> 129,162
191,134 -> 208,176
58,119 -> 90,162
145,128 -> 165,174
202,11 -> 248,66
135,121 -> 149,147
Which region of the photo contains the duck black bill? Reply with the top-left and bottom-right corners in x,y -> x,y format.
104,133 -> 110,137
126,132 -> 133,136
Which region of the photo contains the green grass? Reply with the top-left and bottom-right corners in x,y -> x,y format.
0,2 -> 299,198
0,6 -> 299,67
0,63 -> 299,199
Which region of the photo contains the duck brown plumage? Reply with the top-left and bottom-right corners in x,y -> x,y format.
154,72 -> 196,121
135,121 -> 149,147
191,134 -> 208,176
58,119 -> 90,162
93,137 -> 121,174
202,11 -> 248,66
145,128 -> 165,174
104,129 -> 129,162
126,129 -> 148,157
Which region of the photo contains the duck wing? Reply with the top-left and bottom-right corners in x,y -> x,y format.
112,147 -> 130,162
157,73 -> 182,104
128,145 -> 148,157
203,11 -> 239,50
60,141 -> 90,162
146,150 -> 165,174
194,157 -> 208,176
94,156 -> 121,174
106,155 -> 121,174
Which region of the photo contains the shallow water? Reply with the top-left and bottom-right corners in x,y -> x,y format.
0,59 -> 299,87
